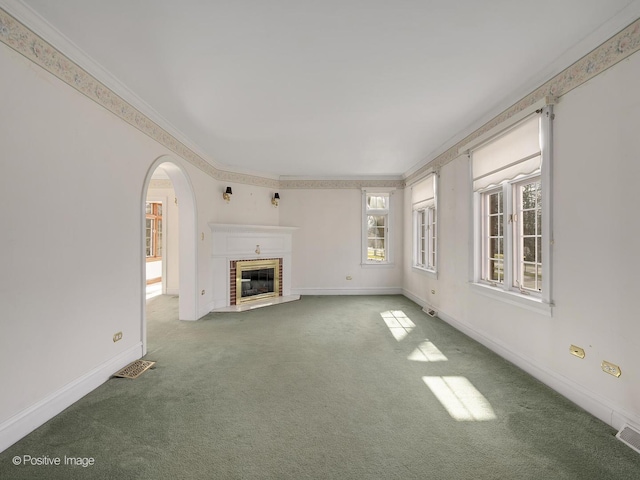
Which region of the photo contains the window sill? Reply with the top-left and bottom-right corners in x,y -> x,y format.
361,262 -> 395,268
412,266 -> 437,279
469,282 -> 553,316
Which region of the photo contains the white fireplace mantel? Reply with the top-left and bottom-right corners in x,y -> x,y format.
208,223 -> 298,310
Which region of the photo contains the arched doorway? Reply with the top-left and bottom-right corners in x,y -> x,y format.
141,156 -> 198,355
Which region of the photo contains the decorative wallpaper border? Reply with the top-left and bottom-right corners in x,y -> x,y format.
405,18 -> 640,184
279,178 -> 404,189
0,7 -> 278,189
1,7 -> 639,190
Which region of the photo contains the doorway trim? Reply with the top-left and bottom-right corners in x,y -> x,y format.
141,155 -> 199,355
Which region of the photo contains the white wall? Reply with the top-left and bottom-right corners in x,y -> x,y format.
0,41 -> 268,449
280,188 -> 403,294
0,42 -> 160,436
0,40 -> 303,451
2,6 -> 638,453
403,52 -> 640,429
193,178 -> 280,311
146,260 -> 162,282
212,181 -> 280,226
550,54 -> 640,426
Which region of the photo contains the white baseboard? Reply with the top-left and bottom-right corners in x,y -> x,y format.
292,287 -> 403,296
430,306 -> 640,430
165,288 -> 179,296
402,288 -> 429,308
0,343 -> 142,453
198,301 -> 215,319
612,410 -> 640,433
401,289 -> 640,431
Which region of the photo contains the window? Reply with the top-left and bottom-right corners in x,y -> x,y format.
468,104 -> 553,311
480,176 -> 541,293
515,178 -> 542,292
411,173 -> 437,273
145,201 -> 162,261
362,190 -> 393,264
482,188 -> 504,284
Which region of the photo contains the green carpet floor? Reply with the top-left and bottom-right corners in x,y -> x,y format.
1,295 -> 639,479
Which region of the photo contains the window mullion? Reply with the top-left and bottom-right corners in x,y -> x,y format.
503,183 -> 514,291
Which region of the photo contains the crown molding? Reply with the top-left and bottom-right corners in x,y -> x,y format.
2,2 -> 639,190
0,1 -> 168,128
0,2 -> 283,189
279,173 -> 405,190
405,14 -> 640,185
279,178 -> 405,190
0,3 -> 404,190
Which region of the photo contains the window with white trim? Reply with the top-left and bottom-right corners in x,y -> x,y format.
470,107 -> 553,307
515,178 -> 542,292
482,188 -> 504,284
145,201 -> 162,261
362,190 -> 393,264
480,176 -> 541,293
411,174 -> 437,273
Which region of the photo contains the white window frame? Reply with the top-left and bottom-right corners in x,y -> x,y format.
513,176 -> 543,294
478,174 -> 541,294
411,173 -> 438,278
362,188 -> 395,266
480,185 -> 505,286
414,205 -> 437,271
465,100 -> 553,315
145,201 -> 163,260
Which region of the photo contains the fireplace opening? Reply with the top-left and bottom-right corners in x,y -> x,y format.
241,268 -> 274,298
233,259 -> 281,304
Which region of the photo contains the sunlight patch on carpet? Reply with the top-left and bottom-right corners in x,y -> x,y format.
408,340 -> 448,362
423,376 -> 496,421
381,310 -> 415,341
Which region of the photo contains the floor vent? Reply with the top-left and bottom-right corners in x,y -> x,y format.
113,360 -> 155,379
422,306 -> 437,317
617,425 -> 640,454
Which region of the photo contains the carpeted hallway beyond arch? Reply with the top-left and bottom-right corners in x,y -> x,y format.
2,295 -> 639,479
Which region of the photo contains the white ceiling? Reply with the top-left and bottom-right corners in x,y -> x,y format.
9,0 -> 640,178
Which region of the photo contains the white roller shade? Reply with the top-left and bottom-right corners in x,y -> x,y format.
472,114 -> 541,191
411,174 -> 435,210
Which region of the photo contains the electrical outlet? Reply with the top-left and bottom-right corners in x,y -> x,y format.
113,331 -> 123,343
431,289 -> 436,295
601,361 -> 621,378
569,345 -> 585,359
201,289 -> 205,295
